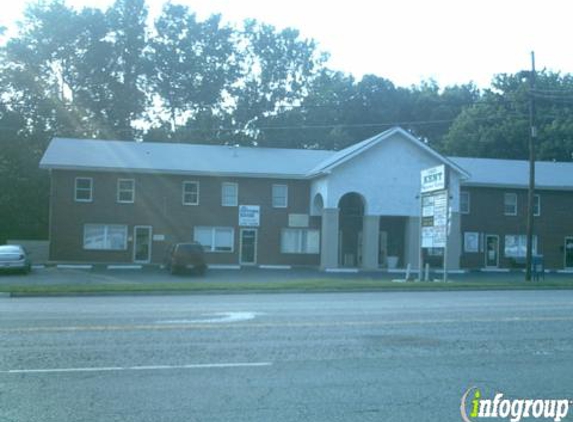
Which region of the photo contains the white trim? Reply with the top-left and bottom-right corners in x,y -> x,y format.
259,265 -> 291,270
83,224 -> 128,251
271,184 -> 288,208
133,226 -> 152,263
480,268 -> 510,272
221,182 -> 238,207
57,264 -> 93,270
239,228 -> 258,265
194,226 -> 235,253
208,265 -> 241,270
182,181 -> 200,206
460,191 -> 470,214
74,177 -> 93,202
503,192 -> 518,216
31,265 -> 45,270
117,178 -> 135,204
107,265 -> 142,270
324,268 -> 359,273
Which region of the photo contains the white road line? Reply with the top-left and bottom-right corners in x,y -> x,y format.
2,362 -> 272,375
156,311 -> 262,325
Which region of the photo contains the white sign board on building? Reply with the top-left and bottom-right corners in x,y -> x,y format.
420,165 -> 446,193
421,190 -> 448,248
239,205 -> 260,227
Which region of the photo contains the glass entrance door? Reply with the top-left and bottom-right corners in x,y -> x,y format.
485,235 -> 499,267
565,237 -> 573,268
133,226 -> 152,263
240,229 -> 257,265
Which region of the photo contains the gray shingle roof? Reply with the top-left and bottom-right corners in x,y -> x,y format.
450,156 -> 573,190
39,134 -> 573,190
39,138 -> 335,179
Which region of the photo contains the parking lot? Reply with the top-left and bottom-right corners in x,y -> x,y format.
0,265 -> 571,291
0,265 -> 404,287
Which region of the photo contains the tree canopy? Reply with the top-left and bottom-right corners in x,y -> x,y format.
1,0 -> 573,242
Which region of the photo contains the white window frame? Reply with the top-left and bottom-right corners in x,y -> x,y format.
222,182 -> 238,207
504,193 -> 517,216
504,234 -> 538,258
75,177 -> 93,202
460,191 -> 470,214
280,228 -> 320,254
83,224 -> 128,251
194,226 -> 235,253
464,232 -> 479,253
182,181 -> 200,206
272,184 -> 288,208
117,178 -> 135,203
534,194 -> 541,217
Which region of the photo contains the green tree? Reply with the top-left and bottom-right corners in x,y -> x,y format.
443,71 -> 573,161
231,20 -> 327,145
150,5 -> 238,132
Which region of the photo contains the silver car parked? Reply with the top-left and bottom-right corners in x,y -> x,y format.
0,245 -> 31,274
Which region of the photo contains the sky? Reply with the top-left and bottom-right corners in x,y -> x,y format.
1,0 -> 572,88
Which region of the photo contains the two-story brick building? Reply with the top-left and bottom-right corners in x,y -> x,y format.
39,127 -> 573,271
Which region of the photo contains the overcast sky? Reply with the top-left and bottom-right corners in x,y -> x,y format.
2,0 -> 572,88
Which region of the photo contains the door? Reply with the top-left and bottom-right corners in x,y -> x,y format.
565,237 -> 573,268
240,229 -> 257,265
485,235 -> 499,267
133,226 -> 152,263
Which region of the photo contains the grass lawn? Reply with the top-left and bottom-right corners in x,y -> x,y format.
3,274 -> 573,296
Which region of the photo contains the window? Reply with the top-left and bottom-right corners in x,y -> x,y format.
272,184 -> 288,208
534,194 -> 541,216
182,181 -> 199,205
83,224 -> 127,250
117,179 -> 135,203
75,177 -> 93,202
194,226 -> 234,252
504,235 -> 538,258
281,229 -> 320,254
222,182 -> 238,206
504,193 -> 517,215
464,232 -> 480,253
460,191 -> 470,214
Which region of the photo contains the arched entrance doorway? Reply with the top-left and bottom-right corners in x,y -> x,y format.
338,192 -> 365,267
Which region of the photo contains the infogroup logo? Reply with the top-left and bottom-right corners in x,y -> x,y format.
461,387 -> 571,422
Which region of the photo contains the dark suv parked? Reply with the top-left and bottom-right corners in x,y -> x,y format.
164,242 -> 207,275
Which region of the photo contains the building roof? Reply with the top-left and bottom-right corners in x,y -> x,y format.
39,131 -> 573,190
307,126 -> 469,178
39,138 -> 334,179
450,156 -> 573,190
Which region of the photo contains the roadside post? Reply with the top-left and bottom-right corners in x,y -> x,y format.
420,165 -> 449,282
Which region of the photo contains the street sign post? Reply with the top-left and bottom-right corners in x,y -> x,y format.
419,165 -> 449,282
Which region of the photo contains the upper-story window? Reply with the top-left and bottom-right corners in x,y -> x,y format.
460,191 -> 470,214
117,179 -> 135,203
182,181 -> 199,205
75,177 -> 93,202
272,184 -> 288,208
222,182 -> 238,207
504,193 -> 517,216
534,194 -> 541,217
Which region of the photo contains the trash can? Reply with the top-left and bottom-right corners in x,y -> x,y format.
532,255 -> 544,281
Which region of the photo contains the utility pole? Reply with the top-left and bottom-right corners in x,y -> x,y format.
526,51 -> 536,281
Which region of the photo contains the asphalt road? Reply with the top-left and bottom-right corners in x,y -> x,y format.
1,291 -> 573,421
